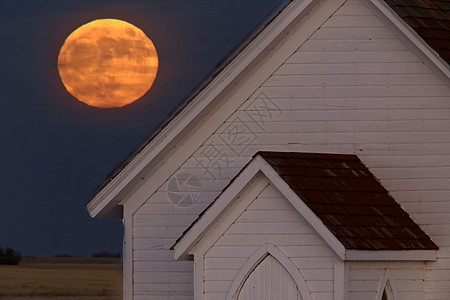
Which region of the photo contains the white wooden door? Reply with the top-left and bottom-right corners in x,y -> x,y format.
237,255 -> 302,300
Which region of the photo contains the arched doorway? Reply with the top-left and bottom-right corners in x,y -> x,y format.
237,254 -> 302,300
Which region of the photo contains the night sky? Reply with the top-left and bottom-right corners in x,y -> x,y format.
1,0 -> 288,257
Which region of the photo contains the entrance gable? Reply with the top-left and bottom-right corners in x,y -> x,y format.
197,181 -> 332,300
174,152 -> 438,299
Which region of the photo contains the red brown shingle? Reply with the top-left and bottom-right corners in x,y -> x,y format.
385,0 -> 450,64
259,151 -> 438,250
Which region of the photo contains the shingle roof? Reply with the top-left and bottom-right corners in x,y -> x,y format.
259,151 -> 438,251
385,0 -> 450,64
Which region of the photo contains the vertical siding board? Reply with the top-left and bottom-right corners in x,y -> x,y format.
237,255 -> 300,300
131,0 -> 450,298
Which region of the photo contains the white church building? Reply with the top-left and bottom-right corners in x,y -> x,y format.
88,0 -> 450,299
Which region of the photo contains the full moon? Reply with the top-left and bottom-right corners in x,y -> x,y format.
58,19 -> 158,108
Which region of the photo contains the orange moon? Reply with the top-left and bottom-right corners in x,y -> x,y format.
58,19 -> 158,108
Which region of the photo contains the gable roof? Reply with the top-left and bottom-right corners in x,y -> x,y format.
259,152 -> 438,251
87,0 -> 450,218
173,152 -> 438,261
385,0 -> 450,64
86,0 -> 325,218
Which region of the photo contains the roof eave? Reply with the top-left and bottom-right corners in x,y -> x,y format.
346,249 -> 438,261
86,0 -> 321,219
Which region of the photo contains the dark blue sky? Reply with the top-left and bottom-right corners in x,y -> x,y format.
0,0 -> 288,256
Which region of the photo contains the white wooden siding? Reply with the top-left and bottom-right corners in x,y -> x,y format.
131,0 -> 450,298
202,184 -> 333,300
348,262 -> 426,300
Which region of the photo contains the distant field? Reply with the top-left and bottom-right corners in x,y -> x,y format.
0,257 -> 122,299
